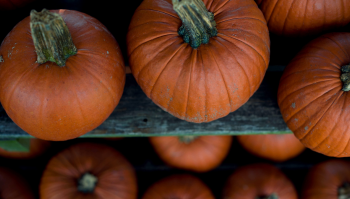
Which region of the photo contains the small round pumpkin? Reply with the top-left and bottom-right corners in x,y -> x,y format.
255,0 -> 350,37
0,138 -> 50,159
142,174 -> 215,199
237,134 -> 305,162
277,32 -> 350,157
127,0 -> 270,123
149,135 -> 232,172
40,142 -> 137,199
302,159 -> 350,199
0,167 -> 35,199
0,9 -> 125,141
223,163 -> 298,199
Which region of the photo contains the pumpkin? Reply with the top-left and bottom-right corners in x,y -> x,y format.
0,9 -> 125,141
127,0 -> 270,123
149,135 -> 232,172
0,167 -> 35,199
223,163 -> 298,199
277,32 -> 350,157
0,0 -> 35,10
302,159 -> 350,199
40,142 -> 137,199
142,174 -> 215,199
255,0 -> 350,37
237,134 -> 305,162
0,138 -> 50,159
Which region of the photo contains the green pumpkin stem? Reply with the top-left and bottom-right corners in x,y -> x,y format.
172,0 -> 217,49
77,172 -> 98,193
30,9 -> 77,67
340,64 -> 350,91
338,182 -> 350,199
179,136 -> 198,144
257,193 -> 279,199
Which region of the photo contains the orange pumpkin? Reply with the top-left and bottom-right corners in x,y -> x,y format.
237,134 -> 305,162
142,174 -> 215,199
302,159 -> 350,199
277,32 -> 350,157
0,9 -> 125,141
0,138 -> 50,159
223,163 -> 298,199
127,0 -> 270,122
255,0 -> 350,37
40,143 -> 137,199
150,136 -> 232,172
0,167 -> 35,199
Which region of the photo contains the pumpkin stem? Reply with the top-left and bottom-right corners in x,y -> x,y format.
339,182 -> 350,199
179,136 -> 198,144
77,172 -> 98,193
30,9 -> 77,67
0,56 -> 3,63
340,64 -> 350,91
172,0 -> 217,49
257,193 -> 279,199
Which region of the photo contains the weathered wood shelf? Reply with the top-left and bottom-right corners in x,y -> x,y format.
0,66 -> 291,139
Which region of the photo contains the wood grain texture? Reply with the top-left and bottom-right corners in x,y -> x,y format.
0,71 -> 291,139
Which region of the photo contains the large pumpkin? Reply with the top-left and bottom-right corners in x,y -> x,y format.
0,167 -> 35,199
278,32 -> 350,157
142,174 -> 215,199
223,163 -> 298,199
237,134 -> 305,162
302,159 -> 350,199
255,0 -> 350,37
40,142 -> 137,199
0,0 -> 35,10
0,138 -> 50,159
149,135 -> 232,172
127,0 -> 270,122
0,9 -> 125,141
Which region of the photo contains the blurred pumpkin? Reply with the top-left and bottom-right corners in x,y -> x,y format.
278,32 -> 350,157
0,167 -> 35,199
237,134 -> 305,162
0,138 -> 50,159
150,135 -> 232,172
223,163 -> 297,199
142,174 -> 215,199
40,142 -> 137,199
127,0 -> 270,122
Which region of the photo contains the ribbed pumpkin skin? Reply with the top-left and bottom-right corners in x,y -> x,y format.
150,136 -> 232,172
0,167 -> 35,199
0,0 -> 35,10
127,0 -> 270,123
256,0 -> 350,37
40,143 -> 137,199
142,174 -> 215,199
237,134 -> 305,162
223,163 -> 298,199
277,32 -> 350,157
0,10 -> 125,141
0,138 -> 50,159
302,160 -> 350,199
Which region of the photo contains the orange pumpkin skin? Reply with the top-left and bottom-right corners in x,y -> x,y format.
302,159 -> 350,199
142,174 -> 215,199
256,0 -> 350,37
40,143 -> 137,199
0,167 -> 35,199
0,10 -> 125,141
237,134 -> 305,162
127,0 -> 270,123
277,32 -> 350,157
223,163 -> 298,199
149,136 -> 232,172
0,138 -> 50,159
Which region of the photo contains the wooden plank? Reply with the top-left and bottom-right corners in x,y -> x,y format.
0,70 -> 291,139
